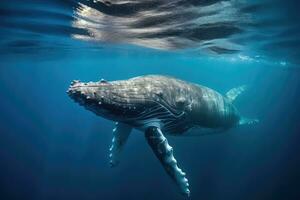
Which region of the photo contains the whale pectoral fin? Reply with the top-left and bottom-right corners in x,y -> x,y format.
145,127 -> 190,197
109,122 -> 132,167
226,85 -> 247,102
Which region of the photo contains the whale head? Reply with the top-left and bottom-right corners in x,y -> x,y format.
67,78 -> 149,122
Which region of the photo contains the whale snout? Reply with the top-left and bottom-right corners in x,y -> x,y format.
67,80 -> 99,105
67,79 -> 113,107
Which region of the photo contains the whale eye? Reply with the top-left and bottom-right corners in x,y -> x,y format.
176,97 -> 186,108
176,97 -> 185,104
156,91 -> 163,97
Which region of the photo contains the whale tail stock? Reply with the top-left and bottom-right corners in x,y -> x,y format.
225,85 -> 259,126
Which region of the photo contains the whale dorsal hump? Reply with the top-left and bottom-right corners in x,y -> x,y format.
226,85 -> 247,103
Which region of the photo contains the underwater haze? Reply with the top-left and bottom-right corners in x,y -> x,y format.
1,0 -> 300,199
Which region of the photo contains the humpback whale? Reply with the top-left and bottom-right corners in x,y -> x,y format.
67,75 -> 258,196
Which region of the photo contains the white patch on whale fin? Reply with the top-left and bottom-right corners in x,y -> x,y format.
239,117 -> 259,125
145,127 -> 190,197
226,85 -> 247,102
109,122 -> 132,167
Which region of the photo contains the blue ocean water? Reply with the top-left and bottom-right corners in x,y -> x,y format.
0,0 -> 300,199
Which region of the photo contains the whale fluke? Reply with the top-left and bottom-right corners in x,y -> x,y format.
239,117 -> 259,125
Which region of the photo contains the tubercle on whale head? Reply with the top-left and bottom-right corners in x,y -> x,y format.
67,79 -> 143,121
67,79 -> 111,105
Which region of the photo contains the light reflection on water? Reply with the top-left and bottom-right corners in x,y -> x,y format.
0,0 -> 299,66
